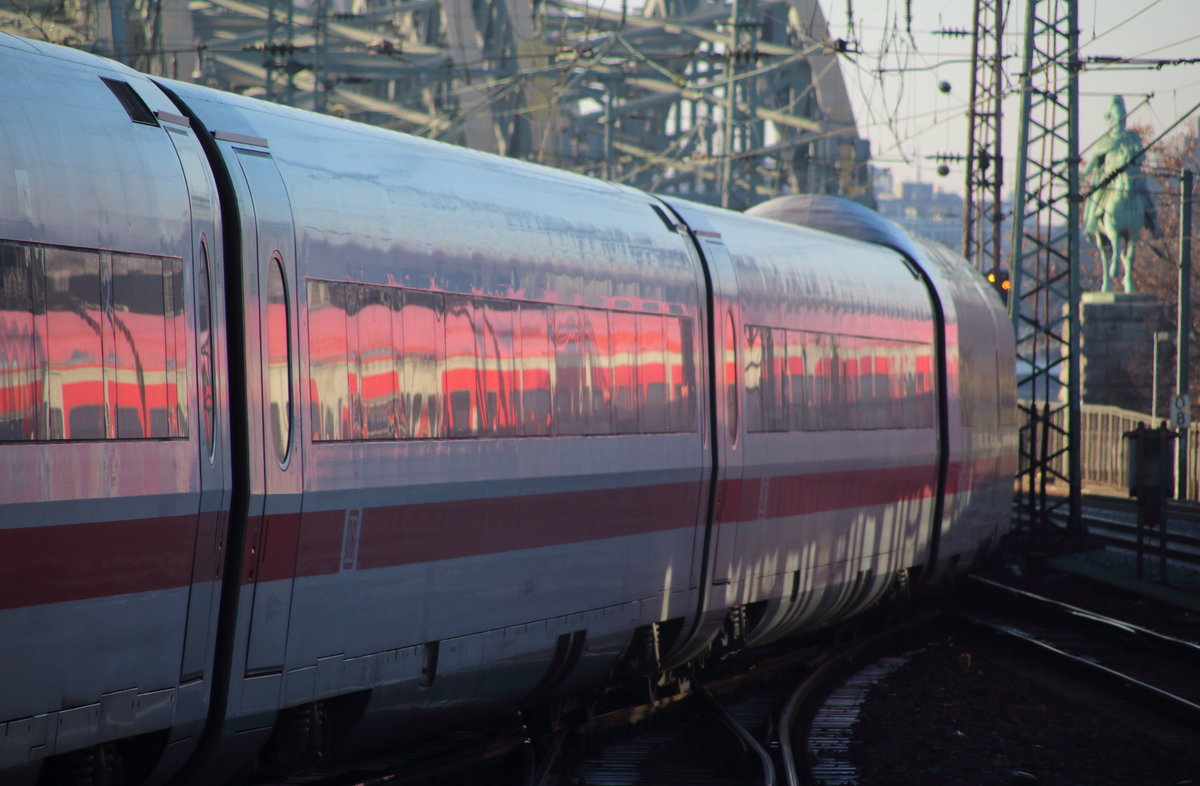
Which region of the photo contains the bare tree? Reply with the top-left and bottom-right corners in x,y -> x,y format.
0,0 -> 97,48
1126,129 -> 1199,416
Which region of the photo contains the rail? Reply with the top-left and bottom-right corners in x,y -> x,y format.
1019,401 -> 1200,500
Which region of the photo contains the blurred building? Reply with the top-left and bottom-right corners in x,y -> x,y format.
875,181 -> 965,249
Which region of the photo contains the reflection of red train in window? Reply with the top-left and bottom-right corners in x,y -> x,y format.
305,279 -> 696,442
0,243 -> 186,441
745,325 -> 936,432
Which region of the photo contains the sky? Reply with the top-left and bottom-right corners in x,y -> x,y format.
820,0 -> 1200,197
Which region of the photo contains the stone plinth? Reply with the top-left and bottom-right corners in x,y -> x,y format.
1067,292 -> 1169,412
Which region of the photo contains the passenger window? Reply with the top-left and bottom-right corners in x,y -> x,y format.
517,302 -> 553,436
46,247 -> 106,439
553,307 -> 587,435
112,252 -> 178,439
667,316 -> 696,432
197,239 -> 215,457
307,280 -> 350,441
784,331 -> 804,431
444,296 -> 479,437
478,299 -> 518,436
807,333 -> 831,431
266,254 -> 292,463
401,289 -> 444,439
743,326 -> 763,433
584,308 -> 614,435
764,328 -> 788,432
357,284 -> 397,439
611,311 -> 640,433
725,312 -> 738,443
0,243 -> 41,441
0,241 -> 189,443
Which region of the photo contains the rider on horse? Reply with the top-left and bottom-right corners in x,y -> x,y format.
1082,96 -> 1158,293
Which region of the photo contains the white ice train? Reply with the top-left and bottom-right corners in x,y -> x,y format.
0,33 -> 1016,786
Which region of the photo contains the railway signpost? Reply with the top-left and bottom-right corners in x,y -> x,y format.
1171,395 -> 1191,430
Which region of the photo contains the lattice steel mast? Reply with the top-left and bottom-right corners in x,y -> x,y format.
264,0 -> 297,106
1008,0 -> 1083,535
963,0 -> 1006,277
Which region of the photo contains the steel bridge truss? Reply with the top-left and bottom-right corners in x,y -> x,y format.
188,0 -> 872,208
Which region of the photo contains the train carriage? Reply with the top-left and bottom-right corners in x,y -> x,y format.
0,33 -> 1015,786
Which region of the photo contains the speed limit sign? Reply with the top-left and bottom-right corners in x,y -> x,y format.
1171,395 -> 1191,429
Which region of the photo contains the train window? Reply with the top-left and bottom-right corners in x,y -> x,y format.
743,322 -> 935,433
807,333 -> 832,431
835,336 -> 860,430
584,308 -> 614,435
307,280 -> 351,441
266,254 -> 292,463
478,299 -> 518,436
45,247 -> 106,439
666,316 -> 695,433
198,239 -> 215,457
785,331 -> 808,431
553,306 -> 587,435
358,284 -> 397,439
636,313 -> 668,432
915,353 -> 935,428
517,302 -> 553,436
168,257 -> 188,438
861,343 -> 886,429
0,243 -> 41,441
111,253 -> 181,439
761,328 -> 788,432
743,326 -> 764,433
611,311 -> 639,433
343,284 -> 364,440
300,280 -> 699,442
387,288 -> 407,439
998,355 -> 1018,428
899,351 -> 919,427
724,312 -> 738,443
0,241 -> 189,443
401,290 -> 444,439
444,295 -> 479,437
960,346 -> 1000,430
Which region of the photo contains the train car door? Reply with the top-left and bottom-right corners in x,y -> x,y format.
700,238 -> 744,589
230,146 -> 304,692
163,121 -> 233,693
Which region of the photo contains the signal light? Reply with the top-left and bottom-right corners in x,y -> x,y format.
986,269 -> 1010,303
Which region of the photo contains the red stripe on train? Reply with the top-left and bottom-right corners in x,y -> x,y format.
0,458 -> 1008,611
0,516 -> 197,611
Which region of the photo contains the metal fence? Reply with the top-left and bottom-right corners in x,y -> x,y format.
1023,401 -> 1200,499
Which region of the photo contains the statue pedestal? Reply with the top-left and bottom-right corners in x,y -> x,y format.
1066,292 -> 1169,413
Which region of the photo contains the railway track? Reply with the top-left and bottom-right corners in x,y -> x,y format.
1034,494 -> 1200,567
815,569 -> 1200,784
563,613 -> 936,786
959,575 -> 1200,729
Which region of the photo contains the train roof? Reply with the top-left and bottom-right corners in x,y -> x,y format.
746,194 -> 925,263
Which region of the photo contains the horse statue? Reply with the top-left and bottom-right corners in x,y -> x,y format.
1082,96 -> 1158,293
